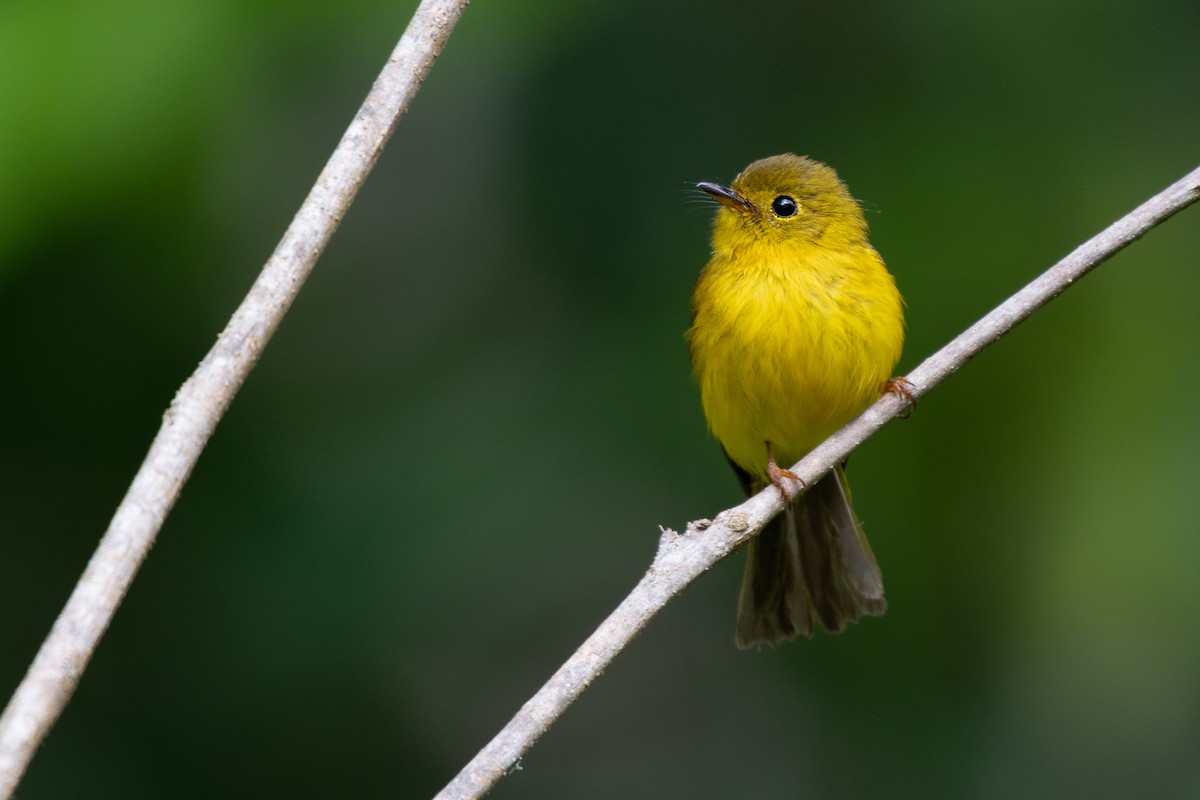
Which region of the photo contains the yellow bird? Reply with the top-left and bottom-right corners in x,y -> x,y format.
688,153 -> 905,647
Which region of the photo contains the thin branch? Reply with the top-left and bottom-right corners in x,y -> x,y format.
434,164 -> 1200,800
0,1 -> 469,795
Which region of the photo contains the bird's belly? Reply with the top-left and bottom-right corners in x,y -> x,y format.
695,285 -> 896,481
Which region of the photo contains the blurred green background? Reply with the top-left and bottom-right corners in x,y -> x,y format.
3,0 -> 1199,797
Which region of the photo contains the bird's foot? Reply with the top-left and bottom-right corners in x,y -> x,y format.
766,442 -> 803,502
883,376 -> 917,419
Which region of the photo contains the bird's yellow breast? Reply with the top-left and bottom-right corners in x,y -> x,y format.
688,237 -> 904,482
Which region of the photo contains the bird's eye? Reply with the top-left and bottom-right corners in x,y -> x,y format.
771,195 -> 798,218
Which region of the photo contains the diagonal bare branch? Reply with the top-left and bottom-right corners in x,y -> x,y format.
0,2 -> 470,796
433,163 -> 1200,800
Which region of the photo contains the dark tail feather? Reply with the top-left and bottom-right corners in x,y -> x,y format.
735,465 -> 885,648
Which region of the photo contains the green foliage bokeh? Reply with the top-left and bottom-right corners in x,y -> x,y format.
2,1 -> 1199,797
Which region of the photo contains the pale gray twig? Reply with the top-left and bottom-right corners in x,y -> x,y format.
0,2 -> 470,795
434,164 -> 1200,800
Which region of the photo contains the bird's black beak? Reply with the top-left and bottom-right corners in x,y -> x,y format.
697,181 -> 755,213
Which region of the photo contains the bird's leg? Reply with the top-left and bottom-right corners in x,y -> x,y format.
883,376 -> 917,419
765,441 -> 803,502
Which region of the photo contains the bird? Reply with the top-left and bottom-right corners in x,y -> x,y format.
687,153 -> 906,647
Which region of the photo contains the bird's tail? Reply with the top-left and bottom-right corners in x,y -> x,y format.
735,464 -> 886,648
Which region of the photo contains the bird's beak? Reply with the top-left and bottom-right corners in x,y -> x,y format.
697,181 -> 755,214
